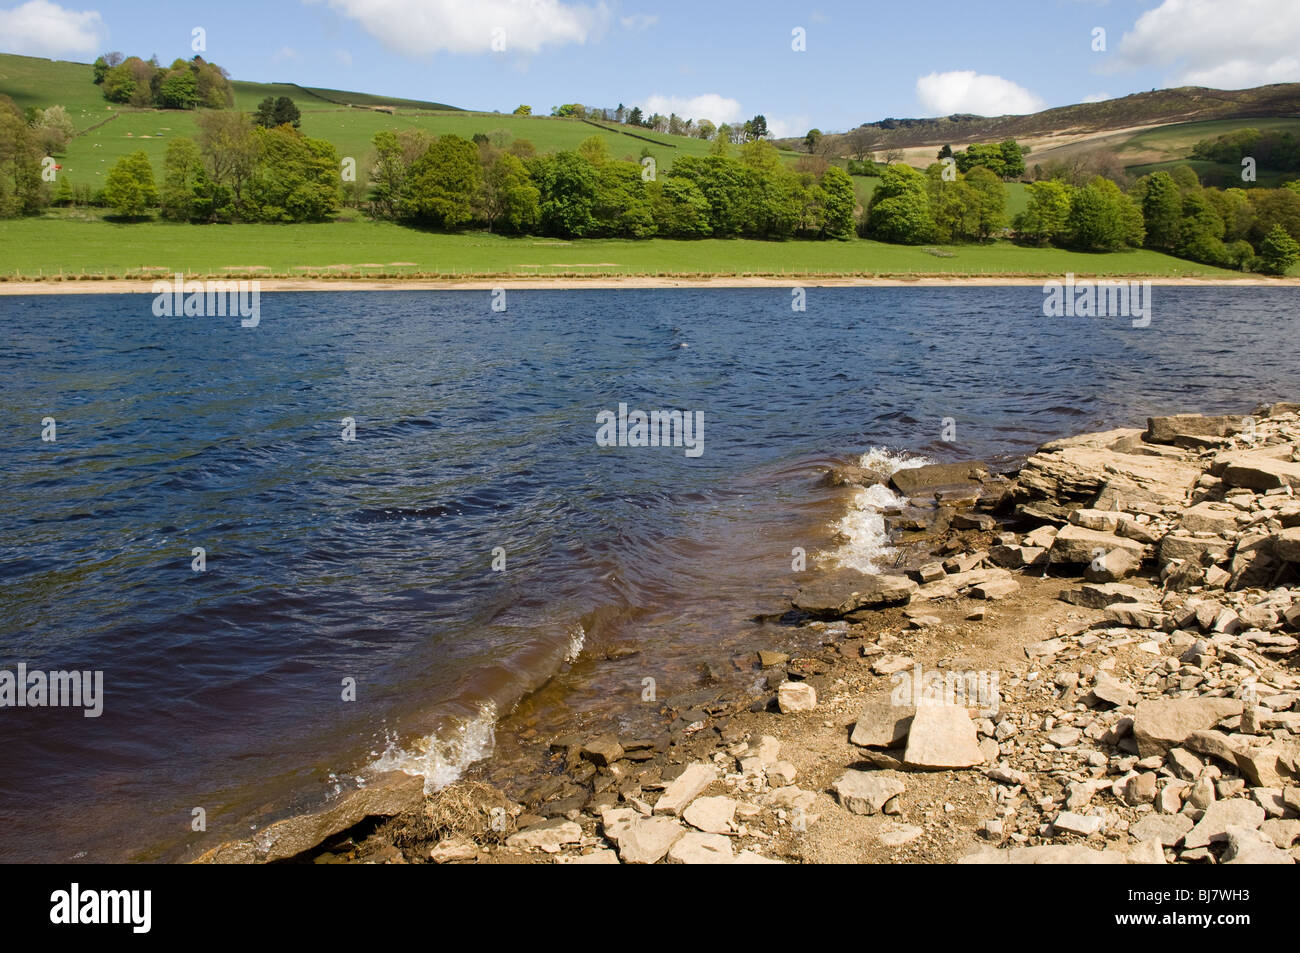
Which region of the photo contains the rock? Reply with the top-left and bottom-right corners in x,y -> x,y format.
1058,582 -> 1147,609
889,461 -> 994,500
1179,501 -> 1242,536
871,654 -> 915,676
989,544 -> 1047,569
1234,742 -> 1299,788
1089,672 -> 1139,708
767,761 -> 798,785
952,512 -> 996,531
196,771 -> 426,864
758,650 -> 789,668
1277,527 -> 1300,563
1131,813 -> 1193,847
1105,602 -> 1164,628
777,680 -> 817,713
832,770 -> 905,815
1260,819 -> 1300,850
682,796 -> 737,834
653,763 -> 717,816
1084,547 -> 1143,582
1182,799 -> 1266,850
1070,508 -> 1123,532
1159,533 -> 1231,564
1132,698 -> 1244,758
581,735 -> 624,767
903,704 -> 986,769
1146,414 -> 1245,447
1049,525 -> 1145,565
610,816 -> 686,864
556,849 -> 620,864
1220,826 -> 1294,864
877,823 -> 924,847
429,836 -> 477,863
665,831 -> 734,864
972,577 -> 1019,600
1053,811 -> 1103,836
1218,444 -> 1300,491
1121,772 -> 1158,806
1167,747 -> 1204,780
1048,727 -> 1082,747
506,818 -> 582,853
1017,446 -> 1201,507
792,569 -> 918,616
852,696 -> 915,748
914,562 -> 946,583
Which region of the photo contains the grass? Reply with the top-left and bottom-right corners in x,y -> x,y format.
0,213 -> 1262,281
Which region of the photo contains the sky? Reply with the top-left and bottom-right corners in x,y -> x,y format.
3,0 -> 1299,136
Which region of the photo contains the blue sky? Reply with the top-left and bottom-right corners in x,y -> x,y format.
4,0 -> 1298,135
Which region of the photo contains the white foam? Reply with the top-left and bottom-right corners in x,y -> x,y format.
564,623 -> 585,663
823,447 -> 930,574
367,702 -> 498,794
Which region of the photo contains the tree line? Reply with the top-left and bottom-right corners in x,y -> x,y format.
92,52 -> 233,110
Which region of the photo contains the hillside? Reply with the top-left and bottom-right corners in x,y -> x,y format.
0,52 -> 735,187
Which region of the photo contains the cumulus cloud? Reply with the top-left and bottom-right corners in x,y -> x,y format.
1081,91 -> 1111,103
915,70 -> 1046,116
314,0 -> 609,56
620,12 -> 656,30
1110,0 -> 1300,88
642,93 -> 743,124
0,0 -> 107,58
766,114 -> 812,139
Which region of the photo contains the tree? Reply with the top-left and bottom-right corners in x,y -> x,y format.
804,128 -> 822,154
196,110 -> 261,215
157,68 -> 199,109
402,134 -> 481,228
530,151 -> 597,237
1066,175 -> 1144,251
1013,179 -> 1073,245
963,165 -> 1008,239
937,144 -> 953,160
161,137 -> 204,220
254,96 -> 300,128
748,115 -> 768,139
843,126 -> 875,162
695,118 -> 715,140
819,166 -> 856,239
999,138 -> 1026,179
513,104 -> 531,116
1257,223 -> 1300,275
0,94 -> 44,217
866,163 -> 933,243
34,105 -> 75,154
626,106 -> 644,127
92,56 -> 109,84
1139,171 -> 1182,251
103,150 -> 158,217
479,151 -> 539,232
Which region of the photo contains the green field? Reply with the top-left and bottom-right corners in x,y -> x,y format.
0,52 -> 774,189
0,214 -> 1259,280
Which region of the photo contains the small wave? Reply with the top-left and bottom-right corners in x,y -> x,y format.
823,447 -> 930,574
367,703 -> 498,794
564,623 -> 585,662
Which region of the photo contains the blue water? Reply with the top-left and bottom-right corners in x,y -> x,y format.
1,287 -> 1297,862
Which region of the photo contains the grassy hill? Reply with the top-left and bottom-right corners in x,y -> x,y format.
0,51 -> 745,189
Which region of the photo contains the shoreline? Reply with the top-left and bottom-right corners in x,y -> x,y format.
4,275 -> 1300,295
196,402 -> 1300,864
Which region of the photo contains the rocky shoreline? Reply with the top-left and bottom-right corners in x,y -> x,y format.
197,403 -> 1300,864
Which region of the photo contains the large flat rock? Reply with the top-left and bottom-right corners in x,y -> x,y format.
1146,414 -> 1246,447
888,462 -> 998,501
902,704 -> 985,770
1049,524 -> 1145,564
1017,446 -> 1201,505
1131,698 -> 1244,758
1216,444 -> 1300,491
792,569 -> 917,617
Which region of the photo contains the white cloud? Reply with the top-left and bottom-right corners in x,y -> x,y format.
642,93 -> 744,124
915,70 -> 1046,116
1111,0 -> 1300,88
0,0 -> 106,58
620,12 -> 656,30
314,0 -> 609,56
767,114 -> 812,139
1081,91 -> 1111,103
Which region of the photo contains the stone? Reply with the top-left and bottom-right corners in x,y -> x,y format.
1218,444 -> 1300,491
611,816 -> 686,864
1159,533 -> 1231,564
1121,772 -> 1158,807
1017,446 -> 1201,507
1277,527 -> 1300,563
1220,826 -> 1294,864
758,650 -> 789,668
792,569 -> 918,616
1260,819 -> 1300,850
915,562 -> 946,583
1105,602 -> 1164,628
972,578 -> 1019,600
889,461 -> 994,500
767,761 -> 797,785
196,771 -> 426,864
777,680 -> 817,713
1089,672 -> 1138,708
505,818 -> 582,853
878,823 -> 924,847
581,735 -> 624,766
556,849 -> 620,864
1059,582 -> 1147,609
1131,813 -> 1193,847
1167,747 -> 1204,780
665,831 -> 734,864
1049,525 -> 1145,565
1179,501 -> 1242,536
1146,414 -> 1245,447
1053,811 -> 1103,836
1070,508 -> 1122,532
1048,727 -> 1083,747
903,704 -> 986,769
871,654 -> 915,676
682,796 -> 737,834
1182,799 -> 1266,849
1084,547 -> 1143,582
832,770 -> 905,815
1132,698 -> 1244,758
653,763 -> 716,816
429,836 -> 477,863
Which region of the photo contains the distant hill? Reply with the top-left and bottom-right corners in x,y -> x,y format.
780,84 -> 1300,154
